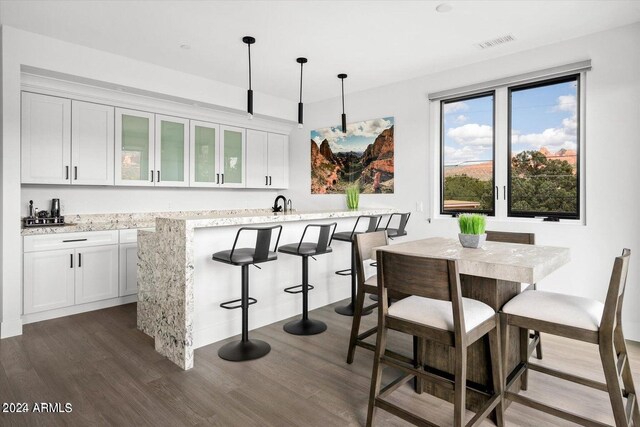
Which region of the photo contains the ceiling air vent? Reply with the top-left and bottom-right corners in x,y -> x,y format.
476,34 -> 516,49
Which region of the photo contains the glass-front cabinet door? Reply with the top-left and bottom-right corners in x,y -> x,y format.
155,115 -> 189,187
115,108 -> 155,186
189,120 -> 220,187
220,125 -> 246,188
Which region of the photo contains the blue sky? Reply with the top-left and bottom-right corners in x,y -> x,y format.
311,117 -> 394,153
443,80 -> 577,165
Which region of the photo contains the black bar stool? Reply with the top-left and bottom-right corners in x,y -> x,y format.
333,215 -> 381,316
278,222 -> 337,335
212,225 -> 283,362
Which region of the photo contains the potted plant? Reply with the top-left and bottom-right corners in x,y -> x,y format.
458,213 -> 487,248
346,184 -> 360,210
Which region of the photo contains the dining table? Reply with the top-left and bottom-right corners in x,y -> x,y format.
376,236 -> 571,414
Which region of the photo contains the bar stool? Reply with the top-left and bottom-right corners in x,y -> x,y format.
333,215 -> 381,316
370,212 -> 411,302
486,230 -> 543,360
501,249 -> 639,427
278,222 -> 337,335
212,225 -> 283,362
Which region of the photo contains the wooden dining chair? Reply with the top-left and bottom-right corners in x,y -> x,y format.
501,249 -> 639,427
367,251 -> 504,427
486,231 -> 543,360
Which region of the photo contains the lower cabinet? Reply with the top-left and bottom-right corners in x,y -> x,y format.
119,242 -> 138,296
74,245 -> 119,304
23,230 -> 126,315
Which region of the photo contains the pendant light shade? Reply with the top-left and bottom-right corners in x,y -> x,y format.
297,57 -> 307,128
338,73 -> 348,133
243,36 -> 256,119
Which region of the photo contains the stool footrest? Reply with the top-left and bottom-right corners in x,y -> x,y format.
284,284 -> 315,294
335,268 -> 352,276
220,297 -> 257,310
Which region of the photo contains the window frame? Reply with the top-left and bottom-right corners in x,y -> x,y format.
506,74 -> 581,220
439,91 -> 496,217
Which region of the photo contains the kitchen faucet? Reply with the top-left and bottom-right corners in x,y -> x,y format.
273,195 -> 288,213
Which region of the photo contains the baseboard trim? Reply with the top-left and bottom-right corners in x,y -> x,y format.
22,295 -> 138,326
0,318 -> 24,338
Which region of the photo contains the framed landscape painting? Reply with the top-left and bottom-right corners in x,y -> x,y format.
310,116 -> 394,194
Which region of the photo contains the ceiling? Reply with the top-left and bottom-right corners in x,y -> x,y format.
1,1 -> 639,103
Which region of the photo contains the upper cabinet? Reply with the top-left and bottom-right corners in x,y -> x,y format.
155,115 -> 189,187
71,101 -> 115,185
21,92 -> 72,184
246,130 -> 288,189
220,126 -> 246,188
190,120 -> 220,187
115,108 -> 155,186
22,93 -> 115,186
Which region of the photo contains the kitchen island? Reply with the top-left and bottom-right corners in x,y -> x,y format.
137,208 -> 394,369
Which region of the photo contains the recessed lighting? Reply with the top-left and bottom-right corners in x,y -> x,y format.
436,3 -> 453,13
180,44 -> 191,50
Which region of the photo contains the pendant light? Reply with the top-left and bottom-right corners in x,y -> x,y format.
242,36 -> 256,119
296,57 -> 308,128
338,73 -> 347,133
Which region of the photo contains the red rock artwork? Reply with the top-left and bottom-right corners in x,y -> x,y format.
310,117 -> 394,194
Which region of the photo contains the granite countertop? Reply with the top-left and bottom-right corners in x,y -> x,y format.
22,208 -> 396,236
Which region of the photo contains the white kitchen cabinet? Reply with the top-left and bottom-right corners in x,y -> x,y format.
23,231 -> 120,315
246,130 -> 288,189
189,120 -> 220,187
219,125 -> 246,188
119,243 -> 138,297
71,100 -> 115,185
23,249 -> 75,314
75,245 -> 119,304
115,108 -> 155,186
155,115 -> 189,187
21,92 -> 72,184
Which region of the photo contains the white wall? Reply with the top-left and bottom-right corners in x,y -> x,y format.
1,26 -> 295,338
286,23 -> 640,340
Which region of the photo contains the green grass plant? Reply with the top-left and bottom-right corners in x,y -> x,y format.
346,184 -> 360,209
458,213 -> 486,235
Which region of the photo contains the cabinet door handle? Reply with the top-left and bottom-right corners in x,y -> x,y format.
151,170 -> 154,182
74,166 -> 78,180
495,186 -> 498,200
78,253 -> 82,267
503,186 -> 506,200
221,174 -> 224,185
157,170 -> 161,183
265,175 -> 268,186
63,238 -> 87,243
70,254 -> 73,268
216,173 -> 220,184
269,176 -> 272,186
65,166 -> 69,180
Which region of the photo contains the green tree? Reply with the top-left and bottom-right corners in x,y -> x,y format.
444,174 -> 493,211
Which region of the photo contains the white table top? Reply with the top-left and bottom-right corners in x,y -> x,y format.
377,237 -> 570,284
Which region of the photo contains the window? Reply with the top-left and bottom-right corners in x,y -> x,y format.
437,73 -> 583,221
441,93 -> 495,215
508,76 -> 579,218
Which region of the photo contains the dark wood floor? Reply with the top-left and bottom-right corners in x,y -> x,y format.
0,301 -> 638,426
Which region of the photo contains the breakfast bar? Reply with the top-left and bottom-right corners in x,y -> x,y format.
137,208 -> 394,369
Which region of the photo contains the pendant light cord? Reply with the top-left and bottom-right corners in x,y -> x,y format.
248,43 -> 252,90
299,63 -> 304,103
341,78 -> 345,113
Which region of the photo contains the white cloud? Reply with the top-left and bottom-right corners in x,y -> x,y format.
444,145 -> 491,164
455,115 -> 468,123
443,101 -> 468,114
346,117 -> 392,139
447,123 -> 493,146
553,95 -> 577,113
512,94 -> 577,151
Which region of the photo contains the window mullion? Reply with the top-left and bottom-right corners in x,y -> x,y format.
494,87 -> 509,219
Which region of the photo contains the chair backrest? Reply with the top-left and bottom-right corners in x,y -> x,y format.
381,212 -> 411,235
377,250 -> 465,335
230,225 -> 283,263
298,222 -> 337,254
486,230 -> 535,245
354,231 -> 388,287
601,248 -> 631,335
349,215 -> 382,238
